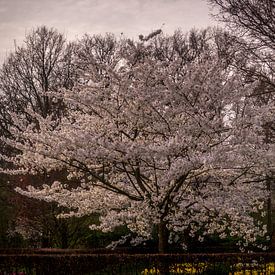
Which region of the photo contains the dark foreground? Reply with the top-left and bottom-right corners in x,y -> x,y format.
1,249 -> 275,274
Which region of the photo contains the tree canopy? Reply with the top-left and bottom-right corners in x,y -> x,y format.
2,29 -> 271,252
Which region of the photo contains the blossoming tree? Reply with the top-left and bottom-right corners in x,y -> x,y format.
4,32 -> 271,252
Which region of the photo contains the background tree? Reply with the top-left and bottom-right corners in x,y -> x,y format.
75,33 -> 119,73
7,30 -> 270,253
207,0 -> 275,93
0,26 -> 79,248
0,26 -> 76,121
208,0 -> 275,242
208,0 -> 275,48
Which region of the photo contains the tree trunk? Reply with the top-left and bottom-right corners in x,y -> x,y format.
267,178 -> 272,236
158,221 -> 169,253
158,221 -> 170,274
267,174 -> 275,250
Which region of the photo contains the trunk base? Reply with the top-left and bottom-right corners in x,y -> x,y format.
158,221 -> 169,253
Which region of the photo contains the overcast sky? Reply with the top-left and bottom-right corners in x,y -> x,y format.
0,0 -> 217,64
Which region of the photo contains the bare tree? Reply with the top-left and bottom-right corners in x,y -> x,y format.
0,26 -> 77,247
208,0 -> 275,85
0,26 -> 76,124
208,0 -> 275,48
